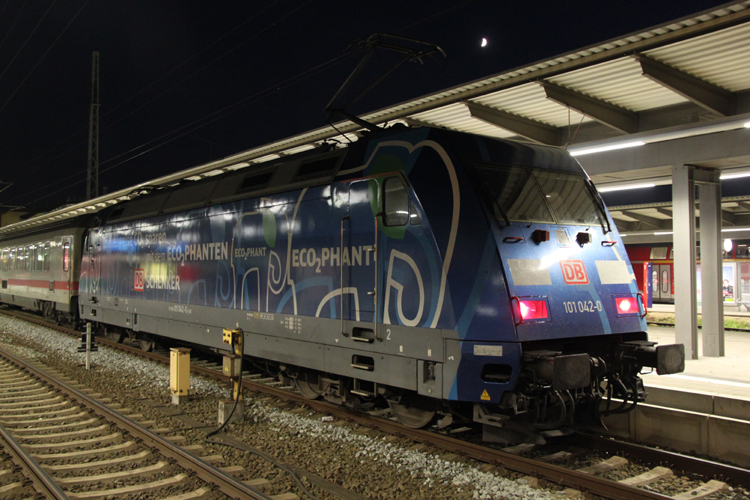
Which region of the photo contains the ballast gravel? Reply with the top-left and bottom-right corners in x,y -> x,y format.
0,315 -> 567,499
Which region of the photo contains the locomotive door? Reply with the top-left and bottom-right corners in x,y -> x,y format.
343,180 -> 378,339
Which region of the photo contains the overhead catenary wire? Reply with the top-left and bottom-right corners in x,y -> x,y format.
9,0 -> 305,182
0,0 -> 14,20
0,0 -> 91,115
395,0 -> 481,34
16,50 -> 355,207
102,0 -> 288,122
0,0 -> 59,84
0,0 -> 29,54
11,0 -> 481,208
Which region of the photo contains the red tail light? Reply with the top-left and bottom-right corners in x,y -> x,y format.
616,297 -> 635,313
615,296 -> 644,317
519,300 -> 549,321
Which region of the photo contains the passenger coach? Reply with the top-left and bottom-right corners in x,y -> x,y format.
0,224 -> 85,323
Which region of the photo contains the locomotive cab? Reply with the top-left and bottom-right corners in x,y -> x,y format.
457,148 -> 685,439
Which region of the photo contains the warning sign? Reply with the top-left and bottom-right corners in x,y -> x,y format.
480,390 -> 490,401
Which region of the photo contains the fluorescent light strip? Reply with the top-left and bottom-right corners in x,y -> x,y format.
598,183 -> 655,193
634,228 -> 750,236
745,122 -> 750,128
720,172 -> 750,180
569,141 -> 645,157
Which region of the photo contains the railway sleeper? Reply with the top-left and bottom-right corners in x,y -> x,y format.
54,461 -> 169,486
42,450 -> 153,472
64,472 -> 189,500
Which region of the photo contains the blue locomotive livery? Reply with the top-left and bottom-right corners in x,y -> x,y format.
4,126 -> 684,439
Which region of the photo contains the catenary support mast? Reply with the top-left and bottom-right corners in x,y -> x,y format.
86,51 -> 100,201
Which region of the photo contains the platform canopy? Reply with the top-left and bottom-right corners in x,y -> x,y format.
4,0 -> 750,236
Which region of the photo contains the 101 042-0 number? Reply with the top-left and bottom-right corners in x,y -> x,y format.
563,300 -> 603,313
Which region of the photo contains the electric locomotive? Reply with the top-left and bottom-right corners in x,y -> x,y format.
5,125 -> 684,439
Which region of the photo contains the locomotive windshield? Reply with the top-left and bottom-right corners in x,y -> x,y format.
474,165 -> 603,225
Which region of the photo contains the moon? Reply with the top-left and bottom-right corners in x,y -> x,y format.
481,38 -> 488,47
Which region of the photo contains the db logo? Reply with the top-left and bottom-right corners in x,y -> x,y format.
560,260 -> 589,285
134,269 -> 145,292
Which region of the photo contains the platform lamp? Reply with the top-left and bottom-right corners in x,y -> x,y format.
724,238 -> 733,254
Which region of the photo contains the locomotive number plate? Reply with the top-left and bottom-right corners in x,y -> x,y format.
474,345 -> 503,356
563,300 -> 602,313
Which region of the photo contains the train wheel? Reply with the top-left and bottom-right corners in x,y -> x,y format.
294,370 -> 322,400
388,399 -> 437,428
104,326 -> 125,343
139,334 -> 156,352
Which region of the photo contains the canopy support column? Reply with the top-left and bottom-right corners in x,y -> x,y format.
672,165 -> 698,360
698,170 -> 724,357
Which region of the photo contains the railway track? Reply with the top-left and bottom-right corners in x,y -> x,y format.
2,307 -> 749,500
0,417 -> 67,499
0,342 -> 282,500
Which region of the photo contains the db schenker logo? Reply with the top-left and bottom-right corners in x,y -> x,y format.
134,269 -> 145,292
560,260 -> 589,285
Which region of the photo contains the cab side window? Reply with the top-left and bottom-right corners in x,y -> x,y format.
383,177 -> 409,227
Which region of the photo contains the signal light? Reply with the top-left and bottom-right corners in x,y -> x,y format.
519,299 -> 549,321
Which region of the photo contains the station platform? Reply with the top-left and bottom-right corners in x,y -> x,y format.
645,302 -> 750,398
603,321 -> 750,466
644,325 -> 750,400
649,302 -> 750,317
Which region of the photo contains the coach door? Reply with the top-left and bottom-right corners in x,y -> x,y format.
343,180 -> 377,340
61,237 -> 72,293
651,264 -> 672,302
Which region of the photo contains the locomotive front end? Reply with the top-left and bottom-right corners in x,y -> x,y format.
459,143 -> 685,440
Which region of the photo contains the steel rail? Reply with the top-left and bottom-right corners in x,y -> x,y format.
0,423 -> 69,499
118,351 -> 676,500
2,308 -> 746,499
0,342 -> 273,500
571,433 -> 750,485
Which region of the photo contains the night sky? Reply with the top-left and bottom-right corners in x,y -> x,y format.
0,0 -> 733,213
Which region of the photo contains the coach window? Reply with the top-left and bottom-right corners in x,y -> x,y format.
35,243 -> 43,271
43,243 -> 50,271
383,177 -> 409,227
16,247 -> 22,271
10,249 -> 16,271
1,249 -> 7,272
63,242 -> 70,272
25,246 -> 32,272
